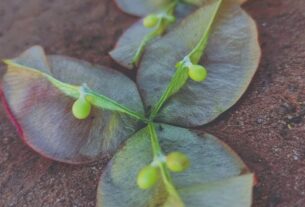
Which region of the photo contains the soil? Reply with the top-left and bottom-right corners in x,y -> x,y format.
0,0 -> 304,206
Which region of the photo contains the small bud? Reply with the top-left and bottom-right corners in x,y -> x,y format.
137,165 -> 159,189
72,97 -> 91,119
188,64 -> 208,82
143,15 -> 159,28
166,151 -> 190,172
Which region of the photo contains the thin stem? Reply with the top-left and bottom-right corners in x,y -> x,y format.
149,65 -> 188,119
49,78 -> 147,121
3,60 -> 148,122
187,0 -> 223,64
131,20 -> 165,67
165,0 -> 179,14
85,88 -> 148,122
131,0 -> 179,67
148,123 -> 184,206
149,0 -> 223,118
148,122 -> 163,159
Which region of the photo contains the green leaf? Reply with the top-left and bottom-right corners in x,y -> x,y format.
0,46 -> 145,163
137,1 -> 261,126
149,0 -> 222,119
4,56 -> 145,121
130,0 -> 183,68
111,21 -> 154,69
97,124 -> 253,207
149,65 -> 189,119
110,3 -> 194,69
178,173 -> 253,207
113,0 -> 174,16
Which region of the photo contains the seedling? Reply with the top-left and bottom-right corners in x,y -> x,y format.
0,0 -> 260,206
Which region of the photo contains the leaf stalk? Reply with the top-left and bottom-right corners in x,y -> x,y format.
131,0 -> 180,67
149,0 -> 223,118
148,122 -> 185,207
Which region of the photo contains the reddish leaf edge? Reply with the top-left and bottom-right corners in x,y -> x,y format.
0,84 -> 97,165
199,130 -> 258,187
197,130 -> 255,185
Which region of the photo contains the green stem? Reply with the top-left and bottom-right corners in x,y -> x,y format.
84,87 -> 148,122
187,0 -> 223,64
149,65 -> 188,119
50,77 -> 147,121
3,60 -> 147,122
149,0 -> 223,118
131,0 -> 179,67
148,123 -> 184,206
131,21 -> 165,67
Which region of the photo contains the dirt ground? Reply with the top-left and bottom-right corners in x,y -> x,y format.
0,0 -> 304,206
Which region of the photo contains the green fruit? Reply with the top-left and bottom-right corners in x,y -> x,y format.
137,165 -> 158,189
143,15 -> 159,28
188,64 -> 208,82
72,97 -> 91,119
166,152 -> 190,172
166,15 -> 176,23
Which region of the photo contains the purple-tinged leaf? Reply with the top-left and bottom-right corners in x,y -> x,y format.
97,124 -> 253,207
136,1 -> 261,127
0,46 -> 144,164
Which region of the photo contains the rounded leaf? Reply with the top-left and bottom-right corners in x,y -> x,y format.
110,4 -> 194,69
97,124 -> 253,207
113,0 -> 173,17
137,1 -> 261,127
0,46 -> 144,164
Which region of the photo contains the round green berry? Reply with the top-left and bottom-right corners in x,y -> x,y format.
72,97 -> 91,119
143,15 -> 159,28
188,64 -> 208,82
166,152 -> 190,173
166,15 -> 176,23
137,165 -> 158,190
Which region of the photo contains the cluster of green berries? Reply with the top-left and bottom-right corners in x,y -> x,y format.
72,87 -> 92,119
143,14 -> 176,28
137,151 -> 190,190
